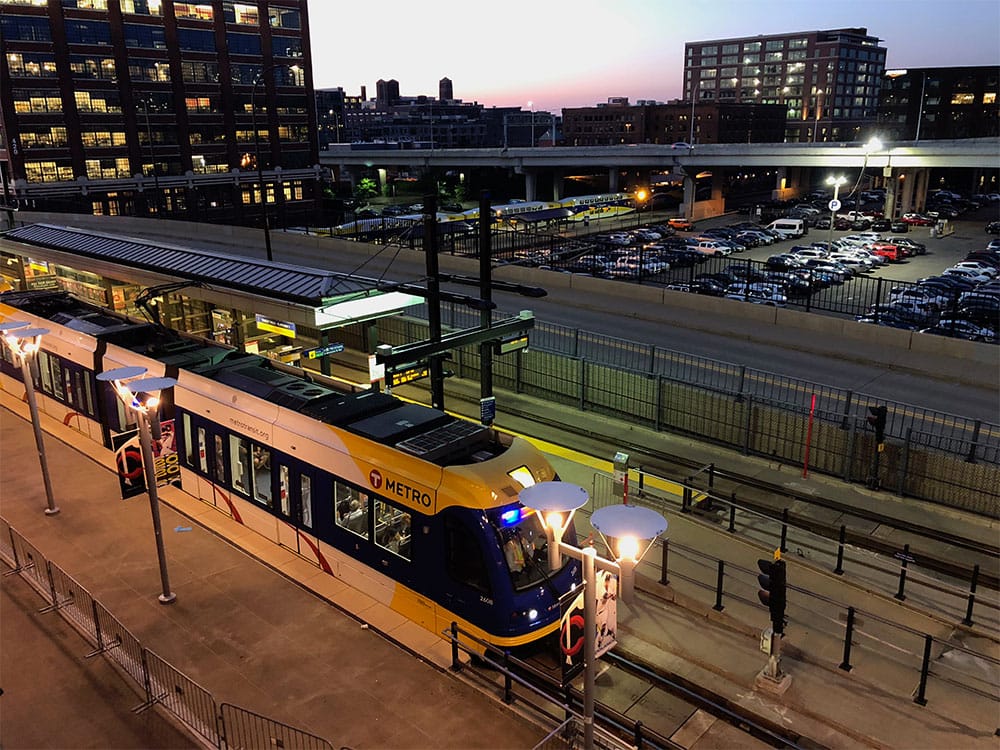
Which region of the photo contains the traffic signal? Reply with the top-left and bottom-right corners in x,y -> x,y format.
867,405 -> 888,444
757,552 -> 787,635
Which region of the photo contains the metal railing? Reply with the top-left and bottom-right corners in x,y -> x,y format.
363,307 -> 1000,517
1,517 -> 333,750
585,475 -> 999,712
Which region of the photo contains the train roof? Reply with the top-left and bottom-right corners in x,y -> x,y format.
1,290 -> 496,466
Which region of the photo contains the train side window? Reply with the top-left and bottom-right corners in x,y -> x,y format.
197,427 -> 208,472
278,464 -> 290,516
300,475 -> 313,529
82,372 -> 94,416
181,414 -> 194,467
251,445 -> 272,508
444,515 -> 490,595
212,434 -> 225,484
48,356 -> 64,400
229,435 -> 250,495
37,350 -> 53,394
334,481 -> 369,539
374,499 -> 411,561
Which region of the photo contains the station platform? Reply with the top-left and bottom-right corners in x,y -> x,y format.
2,372 -> 998,748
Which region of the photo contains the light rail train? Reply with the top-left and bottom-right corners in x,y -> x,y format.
332,192 -> 634,236
0,290 -> 581,650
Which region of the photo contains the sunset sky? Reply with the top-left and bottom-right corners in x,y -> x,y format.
307,0 -> 1000,112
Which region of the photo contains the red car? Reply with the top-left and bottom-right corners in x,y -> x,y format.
870,242 -> 901,261
900,213 -> 935,226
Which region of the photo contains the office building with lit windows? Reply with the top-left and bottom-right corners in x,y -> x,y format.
877,66 -> 1000,141
683,28 -> 887,143
0,0 -> 319,226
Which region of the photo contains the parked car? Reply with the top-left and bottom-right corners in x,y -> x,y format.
889,220 -> 910,233
668,218 -> 694,231
921,320 -> 997,343
885,237 -> 926,255
900,213 -> 935,226
724,286 -> 788,306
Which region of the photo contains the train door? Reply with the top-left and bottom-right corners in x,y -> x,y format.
275,459 -> 320,564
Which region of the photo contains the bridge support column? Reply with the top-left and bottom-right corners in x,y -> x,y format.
913,168 -> 931,213
771,167 -> 792,202
608,168 -> 620,193
883,168 -> 898,218
523,170 -> 538,202
682,172 -> 695,220
552,170 -> 563,202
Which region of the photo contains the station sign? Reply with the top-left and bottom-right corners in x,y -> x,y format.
495,333 -> 529,355
303,342 -> 345,359
255,314 -> 296,338
389,365 -> 430,387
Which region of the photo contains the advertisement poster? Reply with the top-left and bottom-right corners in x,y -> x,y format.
558,570 -> 619,686
110,419 -> 179,500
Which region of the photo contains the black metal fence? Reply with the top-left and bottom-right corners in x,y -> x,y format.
361,305 -> 999,517
1,518 -> 334,750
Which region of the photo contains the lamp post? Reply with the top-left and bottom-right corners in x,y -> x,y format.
852,137 -> 883,225
520,481 -> 623,750
138,97 -> 162,218
0,321 -> 59,515
825,175 -> 847,249
590,503 -> 667,605
251,63 -> 301,262
688,82 -> 698,145
97,366 -> 177,604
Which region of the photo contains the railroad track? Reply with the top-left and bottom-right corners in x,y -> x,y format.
327,358 -> 1000,590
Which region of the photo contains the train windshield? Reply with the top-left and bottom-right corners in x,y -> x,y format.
494,507 -> 560,591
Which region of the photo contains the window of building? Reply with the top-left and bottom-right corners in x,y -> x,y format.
1,14 -> 52,43
984,92 -> 997,105
270,7 -> 300,28
185,95 -> 219,112
722,44 -> 739,55
81,129 -> 127,147
128,58 -> 171,81
226,32 -> 261,55
788,50 -> 807,61
75,90 -> 121,113
951,93 -> 975,105
13,90 -> 63,114
65,20 -> 112,45
121,0 -> 163,14
69,54 -> 116,79
720,55 -> 738,65
180,60 -> 219,83
123,23 -> 166,48
85,157 -> 131,180
62,0 -> 109,8
24,161 -> 74,183
230,63 -> 259,85
765,52 -> 783,62
765,40 -> 784,51
0,0 -> 48,6
223,2 -> 259,25
5,52 -> 58,77
178,27 -> 216,51
271,36 -> 302,59
173,2 -> 213,20
20,126 -> 69,148
700,45 -> 718,56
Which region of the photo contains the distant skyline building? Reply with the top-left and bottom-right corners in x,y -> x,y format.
683,27 -> 887,143
561,98 -> 786,146
0,0 -> 318,224
877,65 -> 999,141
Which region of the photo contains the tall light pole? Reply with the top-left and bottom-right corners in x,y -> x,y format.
825,175 -> 847,248
851,136 -> 883,223
0,321 -> 59,515
138,96 -> 162,218
251,63 -> 301,262
688,82 -> 698,145
97,366 -> 177,604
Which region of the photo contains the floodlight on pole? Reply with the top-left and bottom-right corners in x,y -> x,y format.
97,366 -> 178,604
590,503 -> 667,604
825,175 -> 847,249
0,320 -> 59,516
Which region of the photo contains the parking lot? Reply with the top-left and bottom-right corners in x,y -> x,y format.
529,202 -> 1000,342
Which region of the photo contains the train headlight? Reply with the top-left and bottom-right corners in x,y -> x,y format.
528,608 -> 538,621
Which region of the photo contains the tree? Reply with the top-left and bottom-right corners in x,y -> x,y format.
354,177 -> 379,201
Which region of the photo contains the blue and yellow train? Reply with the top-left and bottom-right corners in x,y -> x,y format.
0,290 -> 582,649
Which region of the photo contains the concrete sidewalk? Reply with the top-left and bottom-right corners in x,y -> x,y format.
2,380 -> 998,749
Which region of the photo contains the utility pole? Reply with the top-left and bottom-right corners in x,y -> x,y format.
423,193 -> 445,410
478,190 -> 494,425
